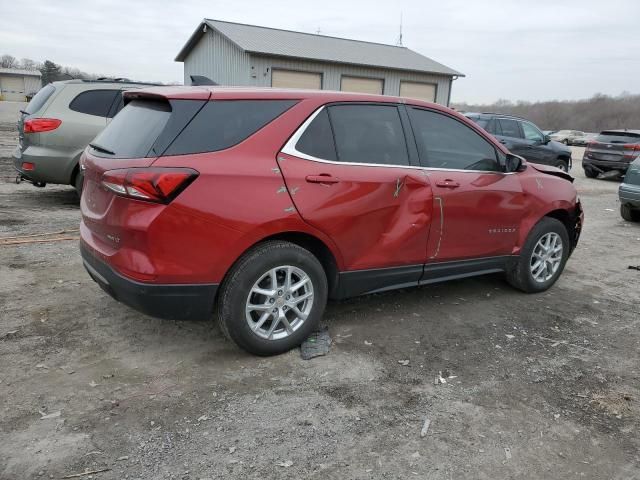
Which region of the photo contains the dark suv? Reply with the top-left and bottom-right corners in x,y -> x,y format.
583,130 -> 640,178
465,113 -> 573,172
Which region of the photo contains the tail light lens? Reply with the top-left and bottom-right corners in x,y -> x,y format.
102,168 -> 199,204
24,118 -> 62,133
623,144 -> 640,159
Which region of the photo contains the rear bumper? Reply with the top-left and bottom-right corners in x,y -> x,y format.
81,243 -> 218,320
13,145 -> 77,184
582,156 -> 632,171
619,184 -> 640,207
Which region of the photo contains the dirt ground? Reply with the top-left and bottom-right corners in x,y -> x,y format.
1,101 -> 639,480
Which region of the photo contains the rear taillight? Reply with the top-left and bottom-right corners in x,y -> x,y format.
102,168 -> 198,204
22,162 -> 35,171
623,144 -> 640,158
23,118 -> 62,133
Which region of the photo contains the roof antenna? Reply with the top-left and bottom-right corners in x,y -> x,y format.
396,12 -> 403,46
316,27 -> 322,35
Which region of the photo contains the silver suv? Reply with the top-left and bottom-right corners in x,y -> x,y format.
13,79 -> 158,195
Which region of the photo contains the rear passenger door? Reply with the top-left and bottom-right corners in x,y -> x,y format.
493,118 -> 529,159
406,107 -> 525,261
278,103 -> 433,279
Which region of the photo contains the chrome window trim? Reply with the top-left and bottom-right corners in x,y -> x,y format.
281,105 -> 516,175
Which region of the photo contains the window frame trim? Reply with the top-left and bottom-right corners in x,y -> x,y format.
282,104 -> 517,175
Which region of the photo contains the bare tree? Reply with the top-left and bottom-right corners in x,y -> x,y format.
0,54 -> 18,68
19,58 -> 39,70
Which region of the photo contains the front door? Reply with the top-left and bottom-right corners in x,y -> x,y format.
279,104 -> 433,273
406,107 -> 526,262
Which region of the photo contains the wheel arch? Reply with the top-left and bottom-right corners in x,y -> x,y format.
518,205 -> 581,255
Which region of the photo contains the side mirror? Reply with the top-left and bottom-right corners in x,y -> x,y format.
505,154 -> 524,173
544,134 -> 551,144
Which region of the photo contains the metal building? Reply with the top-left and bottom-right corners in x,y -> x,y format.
176,19 -> 463,105
0,68 -> 42,102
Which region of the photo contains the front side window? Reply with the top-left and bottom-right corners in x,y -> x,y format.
497,119 -> 522,139
327,104 -> 409,166
69,89 -> 120,117
408,108 -> 499,171
522,122 -> 544,143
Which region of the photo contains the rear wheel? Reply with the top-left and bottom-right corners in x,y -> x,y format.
621,203 -> 640,222
554,159 -> 569,172
216,241 -> 328,356
584,167 -> 598,178
506,217 -> 570,293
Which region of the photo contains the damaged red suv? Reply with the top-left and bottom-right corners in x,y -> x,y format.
80,87 -> 583,355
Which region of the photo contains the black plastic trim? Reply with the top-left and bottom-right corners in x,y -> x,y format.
81,244 -> 218,320
333,256 -> 515,299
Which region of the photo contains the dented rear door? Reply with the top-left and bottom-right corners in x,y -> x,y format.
278,104 -> 433,272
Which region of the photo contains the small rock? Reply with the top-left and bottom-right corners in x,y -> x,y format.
116,456 -> 129,461
411,451 -> 420,458
505,334 -> 515,340
398,360 -> 410,366
39,411 -> 61,420
504,447 -> 512,459
197,415 -> 209,422
364,340 -> 372,346
278,460 -> 293,468
229,447 -> 236,454
554,413 -> 560,420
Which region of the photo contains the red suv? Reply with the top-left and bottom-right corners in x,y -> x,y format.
80,87 -> 583,355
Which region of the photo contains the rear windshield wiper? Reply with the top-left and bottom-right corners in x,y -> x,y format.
19,110 -> 29,115
89,143 -> 115,155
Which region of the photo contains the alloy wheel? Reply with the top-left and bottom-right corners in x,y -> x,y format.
245,265 -> 314,340
529,232 -> 563,283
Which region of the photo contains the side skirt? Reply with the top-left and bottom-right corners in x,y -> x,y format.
332,256 -> 516,300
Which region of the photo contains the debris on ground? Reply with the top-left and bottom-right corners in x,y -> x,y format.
0,329 -> 18,339
278,460 -> 293,468
39,410 -> 61,420
398,360 -> 410,366
504,447 -> 512,460
61,365 -> 75,375
435,371 -> 447,384
116,456 -> 129,461
61,468 -> 110,479
300,326 -> 331,360
364,340 -> 372,346
628,265 -> 640,271
420,417 -> 431,437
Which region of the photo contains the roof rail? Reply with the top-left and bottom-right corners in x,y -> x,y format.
480,112 -> 530,121
82,78 -> 164,86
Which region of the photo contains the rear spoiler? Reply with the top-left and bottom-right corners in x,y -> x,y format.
190,75 -> 218,86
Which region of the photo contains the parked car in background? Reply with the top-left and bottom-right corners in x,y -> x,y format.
13,78 -> 159,195
80,87 -> 583,356
619,158 -> 640,221
583,130 -> 640,178
464,113 -> 573,171
550,130 -> 585,145
571,132 -> 596,147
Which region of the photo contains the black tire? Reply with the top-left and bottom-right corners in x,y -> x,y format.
74,170 -> 84,197
584,167 -> 598,179
554,159 -> 569,172
506,217 -> 570,293
216,240 -> 328,356
621,203 -> 640,222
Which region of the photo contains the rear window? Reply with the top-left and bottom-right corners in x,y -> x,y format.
25,84 -> 56,114
595,131 -> 640,144
69,89 -> 120,117
90,99 -> 172,158
164,100 -> 296,156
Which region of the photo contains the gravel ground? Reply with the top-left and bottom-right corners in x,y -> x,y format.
0,103 -> 639,480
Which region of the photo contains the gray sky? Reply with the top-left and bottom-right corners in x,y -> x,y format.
2,0 -> 639,103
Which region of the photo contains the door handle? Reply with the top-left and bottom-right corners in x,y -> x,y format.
499,140 -> 507,144
305,174 -> 340,184
435,179 -> 461,189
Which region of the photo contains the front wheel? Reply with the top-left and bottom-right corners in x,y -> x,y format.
584,167 -> 598,179
506,217 -> 570,293
621,203 -> 640,222
216,241 -> 328,356
554,159 -> 569,172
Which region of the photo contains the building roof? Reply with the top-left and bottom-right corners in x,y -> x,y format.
175,19 -> 464,77
0,67 -> 41,77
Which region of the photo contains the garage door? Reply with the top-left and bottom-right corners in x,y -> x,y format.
0,76 -> 26,102
400,81 -> 436,102
341,76 -> 383,95
271,70 -> 322,90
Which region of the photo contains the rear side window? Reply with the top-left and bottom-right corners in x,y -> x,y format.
90,99 -> 171,158
295,109 -> 337,160
69,89 -> 120,117
498,119 -> 522,138
25,84 -> 56,114
164,100 -> 296,156
408,108 -> 499,171
596,131 -> 640,144
328,104 -> 409,165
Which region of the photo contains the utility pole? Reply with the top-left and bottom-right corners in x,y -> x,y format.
396,12 -> 403,46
